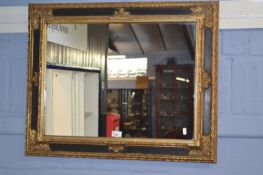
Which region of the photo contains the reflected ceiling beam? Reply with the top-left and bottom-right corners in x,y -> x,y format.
131,24 -> 165,54
159,24 -> 186,51
108,37 -> 119,54
159,24 -> 192,60
157,24 -> 167,51
182,26 -> 195,60
109,24 -> 142,55
129,24 -> 145,55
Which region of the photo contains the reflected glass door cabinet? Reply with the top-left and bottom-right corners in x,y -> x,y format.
155,65 -> 194,139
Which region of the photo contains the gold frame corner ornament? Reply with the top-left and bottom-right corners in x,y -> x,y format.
25,1 -> 219,163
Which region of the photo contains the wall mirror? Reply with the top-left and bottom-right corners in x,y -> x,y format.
26,2 -> 218,162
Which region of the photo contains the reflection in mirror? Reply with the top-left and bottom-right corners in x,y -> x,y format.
45,23 -> 196,140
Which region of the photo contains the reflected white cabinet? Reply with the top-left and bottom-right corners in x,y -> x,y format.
45,68 -> 99,137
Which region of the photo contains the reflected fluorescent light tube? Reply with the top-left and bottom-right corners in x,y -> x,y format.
183,128 -> 187,135
176,77 -> 190,83
107,55 -> 126,59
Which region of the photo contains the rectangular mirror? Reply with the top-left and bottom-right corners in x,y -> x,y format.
45,22 -> 196,140
26,2 -> 218,162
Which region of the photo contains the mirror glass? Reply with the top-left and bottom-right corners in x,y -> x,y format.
44,22 -> 196,140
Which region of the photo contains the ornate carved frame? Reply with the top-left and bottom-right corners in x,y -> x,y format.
25,2 -> 219,162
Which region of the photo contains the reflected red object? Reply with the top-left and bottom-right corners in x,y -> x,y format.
106,113 -> 120,137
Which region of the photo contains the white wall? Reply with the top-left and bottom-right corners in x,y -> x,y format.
47,24 -> 88,51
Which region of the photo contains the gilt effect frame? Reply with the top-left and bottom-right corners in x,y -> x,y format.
25,1 -> 218,163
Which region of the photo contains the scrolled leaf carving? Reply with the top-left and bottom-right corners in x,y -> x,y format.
28,129 -> 50,152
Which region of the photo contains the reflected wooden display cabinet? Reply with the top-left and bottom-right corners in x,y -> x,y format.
155,65 -> 194,139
